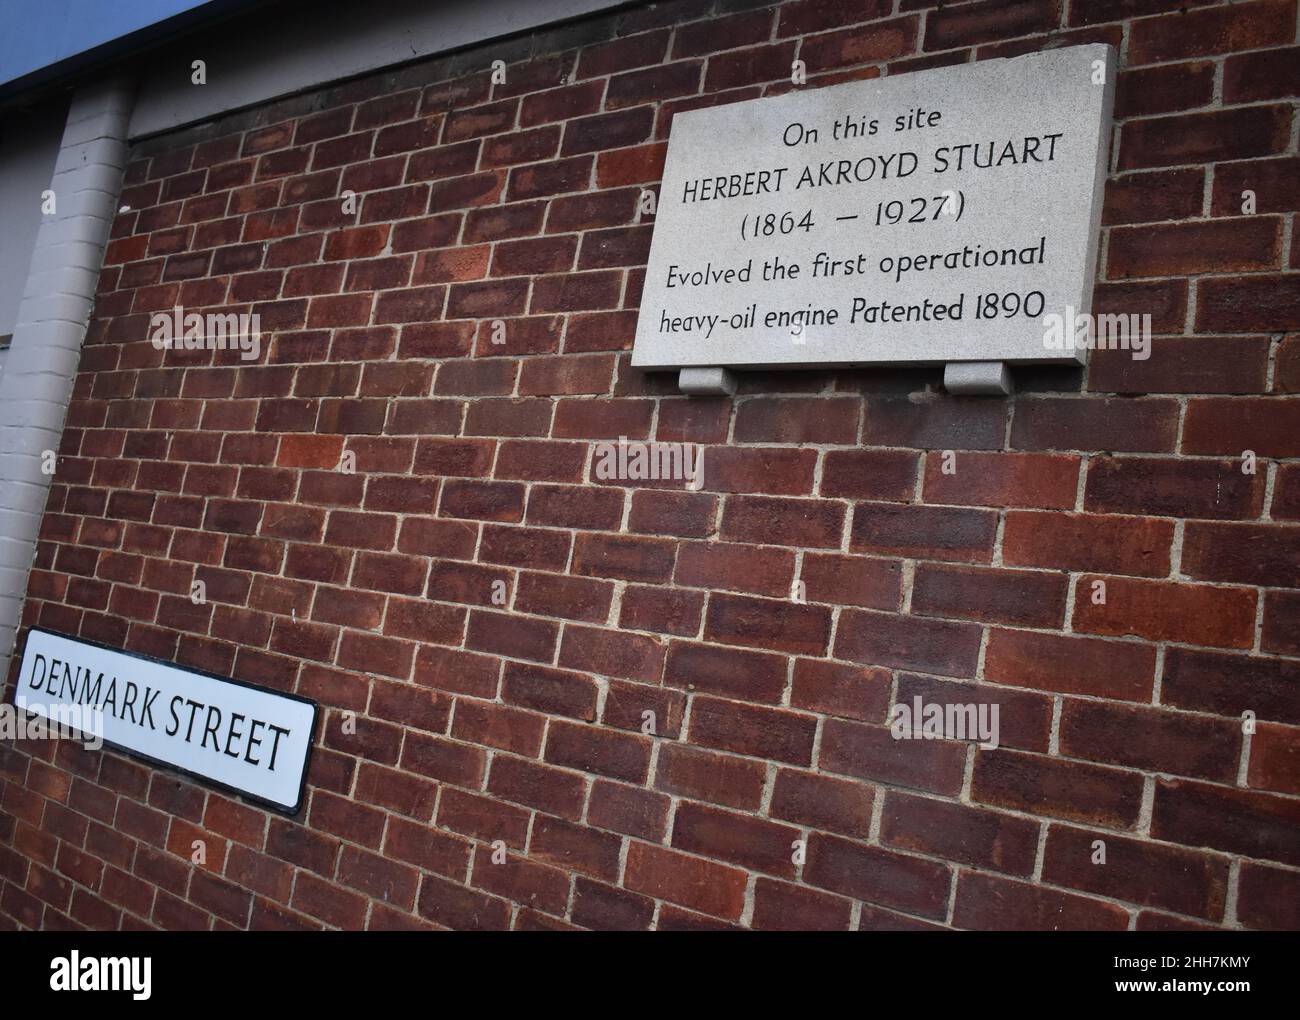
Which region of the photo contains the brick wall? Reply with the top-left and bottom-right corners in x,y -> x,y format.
2,0 -> 1298,931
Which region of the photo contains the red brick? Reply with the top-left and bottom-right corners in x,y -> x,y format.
547,189 -> 638,233
719,495 -> 844,549
770,768 -> 875,839
439,479 -> 524,522
1072,574 -> 1257,649
819,718 -> 966,795
383,817 -> 471,879
923,451 -> 1079,509
835,608 -> 981,677
672,800 -> 800,877
1183,397 -> 1300,458
820,449 -> 918,501
654,744 -> 766,811
789,658 -> 890,724
1109,218 -> 1282,278
1182,521 -> 1300,587
576,30 -> 670,78
1103,168 -> 1205,226
571,878 -> 653,930
587,780 -> 669,841
1093,277 -> 1187,333
1119,106 -> 1291,170
1212,157 -> 1300,217
552,397 -> 651,439
529,815 -> 621,883
806,832 -> 950,919
1162,647 -> 1300,726
572,533 -> 675,582
1115,61 -> 1216,118
562,108 -> 655,156
1261,590 -> 1300,656
851,501 -> 997,562
416,873 -> 510,931
617,585 -> 702,637
703,446 -> 817,495
624,841 -> 746,920
607,61 -> 702,109
1061,700 -> 1242,783
689,695 -> 816,765
627,489 -> 716,538
1002,510 -> 1173,577
751,878 -> 852,932
704,592 -> 831,656
1238,862 -> 1300,930
953,872 -> 1127,931
465,609 -> 556,663
799,552 -> 900,610
912,563 -> 1067,628
1152,779 -> 1300,866
882,791 -> 1038,876
1085,456 -> 1264,519
594,143 -> 667,188
514,572 -> 611,624
1225,44 -> 1300,101
544,720 -> 651,784
664,640 -> 787,704
1248,722 -> 1300,796
734,397 -> 859,444
985,628 -> 1155,701
469,845 -> 570,916
1011,396 -> 1179,452
434,787 -> 529,851
674,541 -> 792,598
486,755 -> 585,820
1128,0 -> 1295,63
972,749 -> 1144,828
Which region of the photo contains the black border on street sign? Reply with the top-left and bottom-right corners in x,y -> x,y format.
11,626 -> 319,817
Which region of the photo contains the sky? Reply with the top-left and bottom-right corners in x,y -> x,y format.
0,0 -> 217,89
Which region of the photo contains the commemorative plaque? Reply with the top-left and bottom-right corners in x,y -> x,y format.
632,45 -> 1117,380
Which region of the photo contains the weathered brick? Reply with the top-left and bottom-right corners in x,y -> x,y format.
1072,574 -> 1257,649
1060,700 -> 1242,783
1002,510 -> 1173,577
805,832 -> 950,919
882,791 -> 1038,876
624,841 -> 747,920
819,718 -> 966,795
972,749 -> 1144,828
1152,779 -> 1300,866
984,628 -> 1156,701
953,871 -> 1128,931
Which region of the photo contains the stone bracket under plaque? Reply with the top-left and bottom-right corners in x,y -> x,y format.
944,361 -> 1013,396
679,367 -> 737,396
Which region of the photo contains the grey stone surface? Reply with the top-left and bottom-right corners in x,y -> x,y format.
633,45 -> 1116,371
944,361 -> 1013,395
679,367 -> 738,395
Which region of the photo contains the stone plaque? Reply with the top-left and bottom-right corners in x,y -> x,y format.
632,45 -> 1116,371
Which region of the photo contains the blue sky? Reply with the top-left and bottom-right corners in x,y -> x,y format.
0,0 -> 217,88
